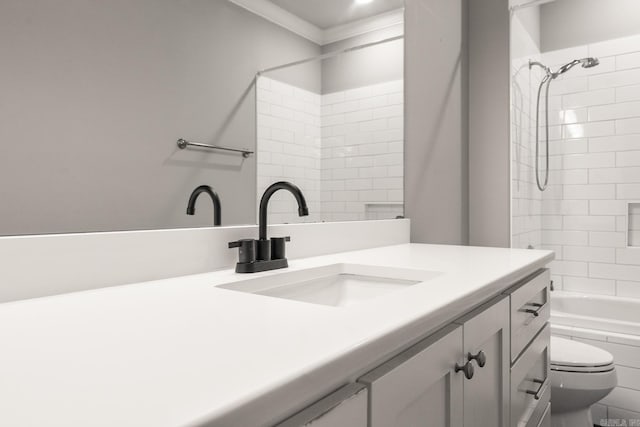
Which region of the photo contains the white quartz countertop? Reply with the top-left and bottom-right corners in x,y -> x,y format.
0,244 -> 553,427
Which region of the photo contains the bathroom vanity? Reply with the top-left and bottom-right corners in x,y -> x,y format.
0,243 -> 553,427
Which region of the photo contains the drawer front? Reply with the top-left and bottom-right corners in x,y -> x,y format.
511,324 -> 550,427
535,403 -> 551,427
508,269 -> 550,362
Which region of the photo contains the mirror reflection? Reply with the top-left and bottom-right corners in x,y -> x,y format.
256,2 -> 405,224
0,0 -> 404,236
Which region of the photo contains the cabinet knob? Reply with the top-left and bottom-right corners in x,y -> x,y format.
455,361 -> 474,380
468,350 -> 486,368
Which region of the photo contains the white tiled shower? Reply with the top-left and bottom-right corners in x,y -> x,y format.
512,32 -> 640,299
512,24 -> 640,420
257,76 -> 404,224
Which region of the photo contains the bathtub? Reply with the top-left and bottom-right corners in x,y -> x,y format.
551,291 -> 640,336
551,291 -> 640,419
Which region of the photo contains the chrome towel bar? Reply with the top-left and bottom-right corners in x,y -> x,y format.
176,139 -> 253,158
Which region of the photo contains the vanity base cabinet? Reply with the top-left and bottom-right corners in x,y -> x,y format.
359,324 -> 464,427
274,383 -> 367,427
269,269 -> 550,427
358,296 -> 510,427
455,297 -> 510,427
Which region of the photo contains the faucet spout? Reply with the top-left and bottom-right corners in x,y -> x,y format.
187,185 -> 222,226
259,181 -> 309,240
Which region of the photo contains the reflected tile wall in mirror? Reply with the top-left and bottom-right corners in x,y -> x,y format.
256,19 -> 404,224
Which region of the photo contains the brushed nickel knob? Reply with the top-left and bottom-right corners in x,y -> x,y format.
455,361 -> 474,380
468,350 -> 487,368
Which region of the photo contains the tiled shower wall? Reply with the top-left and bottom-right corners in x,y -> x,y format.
257,77 -> 404,223
511,14 -> 543,250
320,80 -> 404,222
538,33 -> 640,298
256,77 -> 322,225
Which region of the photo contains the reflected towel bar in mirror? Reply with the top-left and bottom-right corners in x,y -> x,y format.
177,139 -> 254,158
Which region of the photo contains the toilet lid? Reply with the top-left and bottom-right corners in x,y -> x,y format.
550,336 -> 614,369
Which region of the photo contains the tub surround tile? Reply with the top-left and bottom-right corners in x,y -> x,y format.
589,135 -> 640,153
601,388 -> 640,414
616,365 -> 640,390
616,248 -> 640,265
590,262 -> 640,282
521,34 -> 640,299
562,276 -> 616,295
550,324 -> 607,342
575,338 -> 640,369
617,281 -> 640,299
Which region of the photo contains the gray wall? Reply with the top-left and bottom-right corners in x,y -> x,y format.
0,0 -> 320,235
321,24 -> 404,94
404,0 -> 468,245
468,0 -> 511,248
541,0 -> 640,52
518,4 -> 541,50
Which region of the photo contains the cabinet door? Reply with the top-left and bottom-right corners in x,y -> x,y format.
275,383 -> 367,427
358,324 -> 464,427
455,296 -> 510,427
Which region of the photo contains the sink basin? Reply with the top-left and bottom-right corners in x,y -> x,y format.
218,263 -> 441,307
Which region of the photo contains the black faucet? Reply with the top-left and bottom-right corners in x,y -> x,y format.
186,185 -> 221,226
229,181 -> 309,273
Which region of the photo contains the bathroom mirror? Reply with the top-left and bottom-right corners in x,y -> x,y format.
0,0 -> 404,236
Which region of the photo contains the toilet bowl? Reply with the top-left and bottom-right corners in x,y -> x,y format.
550,336 -> 617,427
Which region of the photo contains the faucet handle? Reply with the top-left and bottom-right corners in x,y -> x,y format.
228,239 -> 257,264
271,236 -> 291,260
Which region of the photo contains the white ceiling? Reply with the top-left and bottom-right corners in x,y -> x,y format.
269,0 -> 404,29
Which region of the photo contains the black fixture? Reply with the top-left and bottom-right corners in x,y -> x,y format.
229,181 -> 309,273
187,185 -> 221,226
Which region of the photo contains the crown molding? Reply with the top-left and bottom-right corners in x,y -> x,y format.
229,0 -> 324,44
229,0 -> 404,45
322,9 -> 404,45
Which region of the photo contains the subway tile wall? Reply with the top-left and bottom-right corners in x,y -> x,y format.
511,15 -> 543,249
320,80 -> 404,222
257,77 -> 322,225
537,34 -> 640,299
257,76 -> 404,223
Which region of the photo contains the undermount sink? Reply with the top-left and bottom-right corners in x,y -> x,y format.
218,263 -> 441,307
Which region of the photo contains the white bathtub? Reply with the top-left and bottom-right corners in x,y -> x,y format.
551,291 -> 640,336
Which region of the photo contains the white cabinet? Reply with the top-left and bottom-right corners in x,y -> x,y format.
359,324 -> 464,427
510,325 -> 550,427
275,383 -> 367,427
270,269 -> 551,427
359,297 -> 510,427
455,297 -> 510,427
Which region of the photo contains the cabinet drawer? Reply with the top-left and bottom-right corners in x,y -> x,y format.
511,324 -> 550,427
536,403 -> 551,427
507,269 -> 550,362
274,383 -> 367,427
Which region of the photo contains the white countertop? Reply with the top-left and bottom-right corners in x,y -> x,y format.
0,243 -> 553,427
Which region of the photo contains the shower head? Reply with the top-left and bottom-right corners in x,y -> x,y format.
553,57 -> 599,77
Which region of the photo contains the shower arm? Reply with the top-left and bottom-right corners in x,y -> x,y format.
529,60 -> 552,76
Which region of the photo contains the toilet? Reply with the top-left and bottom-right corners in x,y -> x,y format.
550,336 -> 617,427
